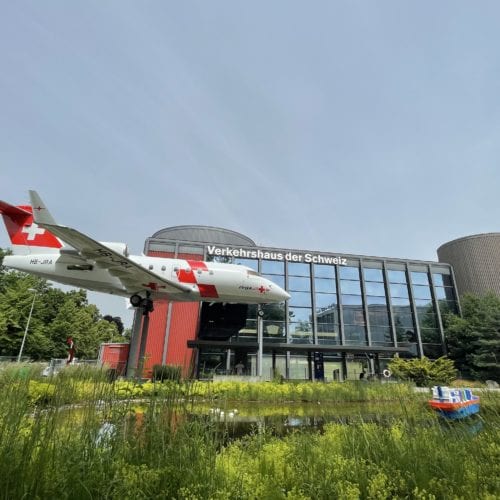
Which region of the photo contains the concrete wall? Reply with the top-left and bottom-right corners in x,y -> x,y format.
438,233 -> 500,296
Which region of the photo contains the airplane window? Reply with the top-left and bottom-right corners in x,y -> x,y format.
161,266 -> 166,271
149,265 -> 153,270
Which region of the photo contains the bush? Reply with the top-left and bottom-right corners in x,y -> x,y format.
388,356 -> 457,387
152,364 -> 182,383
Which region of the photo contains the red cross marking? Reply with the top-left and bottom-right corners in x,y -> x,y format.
258,286 -> 267,293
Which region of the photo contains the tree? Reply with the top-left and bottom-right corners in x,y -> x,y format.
103,315 -> 125,335
445,293 -> 500,381
388,356 -> 457,387
0,248 -> 124,360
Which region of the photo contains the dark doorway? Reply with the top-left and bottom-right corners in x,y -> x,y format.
198,303 -> 248,340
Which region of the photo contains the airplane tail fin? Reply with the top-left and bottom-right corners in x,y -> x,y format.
0,198 -> 63,255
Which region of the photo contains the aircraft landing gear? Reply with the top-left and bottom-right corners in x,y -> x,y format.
126,292 -> 154,379
130,294 -> 154,314
130,294 -> 142,307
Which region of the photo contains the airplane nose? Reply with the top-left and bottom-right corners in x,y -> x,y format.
266,281 -> 290,302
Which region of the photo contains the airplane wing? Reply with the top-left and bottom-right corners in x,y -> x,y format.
29,191 -> 193,297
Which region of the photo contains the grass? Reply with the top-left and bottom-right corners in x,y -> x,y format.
0,363 -> 498,499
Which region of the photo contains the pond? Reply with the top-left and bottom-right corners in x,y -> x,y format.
195,401 -> 484,438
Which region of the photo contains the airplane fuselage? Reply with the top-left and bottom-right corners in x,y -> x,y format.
4,253 -> 287,304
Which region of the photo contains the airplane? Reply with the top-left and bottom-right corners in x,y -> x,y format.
0,191 -> 290,311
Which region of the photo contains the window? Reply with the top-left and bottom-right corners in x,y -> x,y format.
438,300 -> 458,315
387,270 -> 407,283
263,321 -> 286,339
363,268 -> 384,282
391,297 -> 411,307
364,282 -> 386,296
432,273 -> 453,287
288,276 -> 311,292
420,328 -> 441,343
317,323 -> 340,344
393,312 -> 414,329
411,271 -> 429,286
235,258 -> 258,270
314,264 -> 336,279
371,326 -> 392,345
314,278 -> 336,293
339,266 -> 359,280
422,343 -> 444,358
288,262 -> 310,276
390,283 -> 409,298
315,293 -> 338,309
264,274 -> 285,289
366,295 -> 387,305
342,305 -> 365,325
344,325 -> 367,345
179,245 -> 204,255
289,292 -> 312,307
289,307 -> 313,322
342,294 -> 363,305
261,260 -> 284,275
412,285 -> 432,300
368,306 -> 390,326
340,280 -> 362,295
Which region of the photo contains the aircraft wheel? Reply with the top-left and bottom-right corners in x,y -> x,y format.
140,298 -> 154,314
130,294 -> 142,307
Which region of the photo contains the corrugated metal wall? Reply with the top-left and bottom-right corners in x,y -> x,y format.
166,252 -> 203,373
166,302 -> 200,372
141,250 -> 202,376
143,301 -> 169,376
100,343 -> 130,375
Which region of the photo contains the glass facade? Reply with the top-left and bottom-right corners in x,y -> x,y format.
149,234 -> 459,381
205,251 -> 456,359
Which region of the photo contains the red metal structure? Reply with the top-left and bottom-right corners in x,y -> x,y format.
99,343 -> 130,375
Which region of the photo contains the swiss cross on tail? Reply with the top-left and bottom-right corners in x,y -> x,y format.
22,222 -> 45,240
0,202 -> 62,249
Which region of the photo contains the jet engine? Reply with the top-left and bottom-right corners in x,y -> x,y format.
99,242 -> 129,257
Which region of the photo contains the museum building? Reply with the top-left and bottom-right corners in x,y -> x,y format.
121,226 -> 459,381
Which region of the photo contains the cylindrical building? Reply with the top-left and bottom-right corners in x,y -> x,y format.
437,233 -> 500,296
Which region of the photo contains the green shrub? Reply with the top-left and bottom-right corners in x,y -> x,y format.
388,356 -> 457,387
152,364 -> 182,383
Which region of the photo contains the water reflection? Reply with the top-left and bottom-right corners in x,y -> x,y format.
201,403 -> 485,439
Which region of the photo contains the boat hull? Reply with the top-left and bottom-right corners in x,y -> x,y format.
429,396 -> 480,420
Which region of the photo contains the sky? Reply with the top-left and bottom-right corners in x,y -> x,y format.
1,1 -> 499,327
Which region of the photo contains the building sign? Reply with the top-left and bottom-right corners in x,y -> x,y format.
207,246 -> 347,265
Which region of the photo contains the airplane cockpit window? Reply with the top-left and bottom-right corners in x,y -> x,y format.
247,270 -> 260,277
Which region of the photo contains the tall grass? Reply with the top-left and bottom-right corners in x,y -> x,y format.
0,364 -> 498,498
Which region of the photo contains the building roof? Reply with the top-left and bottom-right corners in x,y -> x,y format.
150,225 -> 256,246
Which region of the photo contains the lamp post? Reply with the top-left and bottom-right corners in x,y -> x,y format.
17,288 -> 37,363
